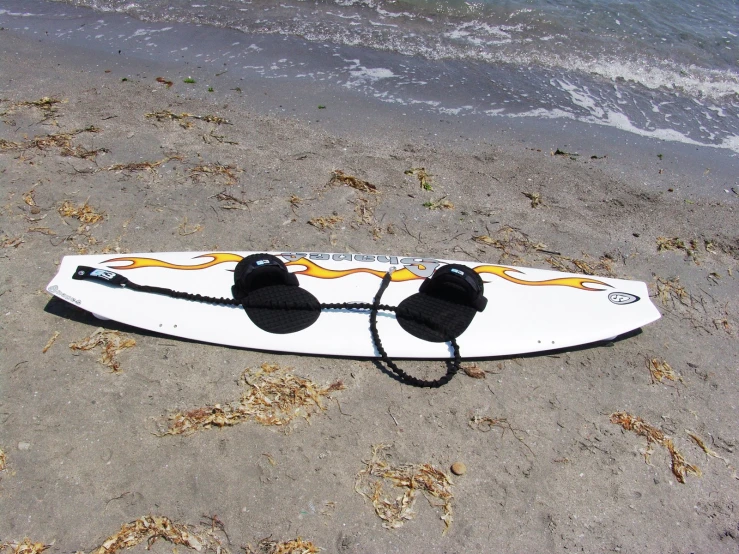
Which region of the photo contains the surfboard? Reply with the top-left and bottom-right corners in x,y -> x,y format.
46,251 -> 660,359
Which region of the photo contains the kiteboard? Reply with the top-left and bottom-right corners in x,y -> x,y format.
46,251 -> 660,361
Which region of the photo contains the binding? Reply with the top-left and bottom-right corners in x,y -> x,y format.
419,264 -> 488,312
232,253 -> 299,301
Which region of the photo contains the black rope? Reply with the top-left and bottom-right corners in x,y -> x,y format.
84,268 -> 462,387
368,272 -> 460,388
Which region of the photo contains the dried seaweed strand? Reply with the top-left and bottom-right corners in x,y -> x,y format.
90,515 -> 221,554
610,412 -> 701,483
686,431 -> 739,480
355,444 -> 454,534
164,363 -> 344,435
244,537 -> 320,554
42,331 -> 60,354
328,169 -> 378,193
146,110 -> 230,125
647,357 -> 683,384
0,538 -> 50,554
69,328 -> 136,372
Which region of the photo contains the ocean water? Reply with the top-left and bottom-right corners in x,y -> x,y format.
2,0 -> 738,153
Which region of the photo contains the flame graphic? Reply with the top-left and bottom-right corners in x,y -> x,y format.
101,253 -> 611,292
105,253 -> 243,270
286,258 -> 420,282
474,265 -> 611,291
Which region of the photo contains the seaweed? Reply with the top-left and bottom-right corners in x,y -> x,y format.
162,363 -> 345,435
308,216 -> 343,230
42,331 -> 60,354
90,515 -> 225,554
522,191 -> 542,208
328,170 -> 378,193
178,217 -> 204,236
106,156 -> 182,172
145,110 -> 230,125
244,537 -> 320,554
0,539 -> 50,554
189,163 -> 241,185
423,197 -> 454,210
0,96 -> 63,118
610,412 -> 701,484
1,127 -> 104,159
405,167 -> 433,191
58,200 -> 105,224
647,357 -> 683,385
355,444 -> 454,534
69,328 -> 136,372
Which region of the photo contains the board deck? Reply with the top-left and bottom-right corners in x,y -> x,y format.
46,251 -> 661,358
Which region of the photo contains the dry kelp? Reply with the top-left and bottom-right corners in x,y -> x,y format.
42,331 -> 61,354
610,412 -> 701,484
0,96 -> 63,117
328,170 -> 378,193
0,126 -> 103,158
522,191 -> 542,208
163,363 -> 345,435
106,156 -> 182,172
145,110 -> 230,125
355,444 -> 454,534
545,253 -> 616,277
654,276 -> 691,308
405,167 -> 433,191
58,200 -> 105,224
90,515 -> 225,554
190,164 -> 241,185
69,328 -> 136,372
423,197 -> 454,210
469,414 -> 534,456
244,538 -> 320,554
472,225 -> 548,262
0,539 -> 50,554
0,448 -> 6,472
647,357 -> 683,384
687,431 -> 738,479
308,216 -> 343,230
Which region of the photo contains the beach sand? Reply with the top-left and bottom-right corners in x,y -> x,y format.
1,26 -> 738,553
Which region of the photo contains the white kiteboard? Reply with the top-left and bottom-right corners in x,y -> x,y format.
46,251 -> 660,359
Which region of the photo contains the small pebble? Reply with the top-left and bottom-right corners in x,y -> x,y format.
451,462 -> 466,475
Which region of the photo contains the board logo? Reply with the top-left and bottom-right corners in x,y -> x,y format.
90,269 -> 118,281
47,285 -> 82,305
608,292 -> 640,305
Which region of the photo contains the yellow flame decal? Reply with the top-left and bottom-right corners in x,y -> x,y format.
286,258 -> 421,282
105,253 -> 243,270
474,265 -> 611,291
101,254 -> 609,291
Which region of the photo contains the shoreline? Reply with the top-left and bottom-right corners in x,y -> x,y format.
1,18 -> 739,554
1,0 -> 738,197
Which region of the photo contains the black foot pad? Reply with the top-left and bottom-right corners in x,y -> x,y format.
243,285 -> 320,334
396,293 -> 478,342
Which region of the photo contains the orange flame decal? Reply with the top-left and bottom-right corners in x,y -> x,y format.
105,253 -> 243,270
474,265 -> 611,291
286,258 -> 421,282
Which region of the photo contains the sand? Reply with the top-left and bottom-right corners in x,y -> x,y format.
1,25 -> 738,553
